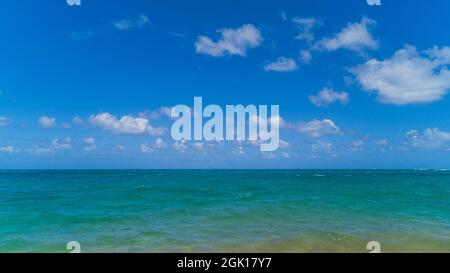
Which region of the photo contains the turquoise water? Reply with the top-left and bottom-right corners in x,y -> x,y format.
0,170 -> 449,253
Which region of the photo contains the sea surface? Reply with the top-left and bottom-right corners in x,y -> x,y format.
0,170 -> 449,253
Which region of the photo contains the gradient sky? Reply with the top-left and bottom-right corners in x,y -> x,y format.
1,0 -> 450,169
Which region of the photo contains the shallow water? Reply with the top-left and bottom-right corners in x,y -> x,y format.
0,170 -> 449,252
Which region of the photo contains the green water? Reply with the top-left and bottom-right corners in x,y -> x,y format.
0,170 -> 449,252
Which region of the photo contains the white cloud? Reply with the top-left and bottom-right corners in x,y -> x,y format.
406,128 -> 450,149
317,17 -> 378,52
113,14 -> 149,30
155,138 -> 166,149
0,117 -> 11,127
295,119 -> 341,138
89,112 -> 165,136
83,137 -> 96,151
375,139 -> 389,146
83,137 -> 96,145
351,45 -> 450,105
193,142 -> 205,150
27,146 -> 54,156
350,139 -> 365,151
0,146 -> 14,154
72,116 -> 84,125
292,17 -> 322,42
279,9 -> 288,21
173,139 -> 187,152
62,122 -> 71,129
300,50 -> 312,64
264,57 -> 298,72
233,146 -> 245,155
140,143 -> 154,154
114,144 -> 126,151
309,88 -> 349,107
38,116 -> 56,128
195,24 -> 263,57
281,152 -> 291,159
311,140 -> 336,157
51,138 -> 72,150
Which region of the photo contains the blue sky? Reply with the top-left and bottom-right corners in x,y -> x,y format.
1,0 -> 450,169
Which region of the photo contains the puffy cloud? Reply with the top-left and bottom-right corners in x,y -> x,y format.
294,119 -> 341,138
89,112 -> 165,136
406,128 -> 450,149
351,45 -> 450,105
195,24 -> 263,57
38,116 -> 56,128
309,88 -> 349,107
317,17 -> 378,52
0,146 -> 14,154
112,14 -> 149,30
264,57 -> 298,72
0,117 -> 11,127
292,17 -> 322,42
51,138 -> 72,150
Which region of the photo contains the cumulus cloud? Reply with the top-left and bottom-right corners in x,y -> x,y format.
264,57 -> 298,72
317,17 -> 378,52
351,45 -> 450,105
294,119 -> 341,138
112,14 -> 150,30
0,117 -> 11,127
89,112 -> 165,136
406,128 -> 450,149
51,138 -> 72,150
0,146 -> 14,154
309,88 -> 349,107
195,24 -> 263,57
292,17 -> 322,42
38,116 -> 56,128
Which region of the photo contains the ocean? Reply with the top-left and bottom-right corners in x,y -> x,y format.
0,170 -> 449,253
